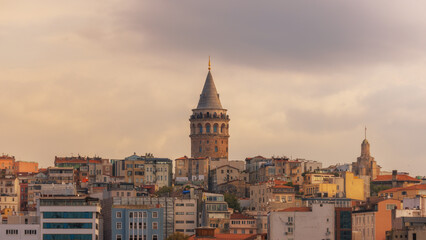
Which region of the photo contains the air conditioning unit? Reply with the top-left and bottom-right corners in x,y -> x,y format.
285,232 -> 288,235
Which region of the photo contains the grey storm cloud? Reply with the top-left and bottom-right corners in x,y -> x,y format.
116,1 -> 426,71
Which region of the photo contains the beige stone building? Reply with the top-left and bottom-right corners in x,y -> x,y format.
190,63 -> 230,160
249,180 -> 296,211
209,165 -> 241,191
174,199 -> 197,236
216,180 -> 249,198
175,156 -> 209,187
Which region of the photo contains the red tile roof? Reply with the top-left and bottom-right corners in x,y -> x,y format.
379,184 -> 426,194
230,213 -> 255,219
278,207 -> 311,212
373,175 -> 421,182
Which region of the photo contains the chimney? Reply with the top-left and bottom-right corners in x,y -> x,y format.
392,170 -> 398,188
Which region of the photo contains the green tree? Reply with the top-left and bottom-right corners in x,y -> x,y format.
155,186 -> 173,197
370,183 -> 391,196
224,193 -> 241,212
167,232 -> 189,240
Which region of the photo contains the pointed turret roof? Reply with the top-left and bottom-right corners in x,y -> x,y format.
196,71 -> 223,109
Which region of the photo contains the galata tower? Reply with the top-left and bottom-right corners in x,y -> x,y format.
189,59 -> 230,159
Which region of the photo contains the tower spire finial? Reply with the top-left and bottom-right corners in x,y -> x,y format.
365,126 -> 367,139
208,56 -> 211,71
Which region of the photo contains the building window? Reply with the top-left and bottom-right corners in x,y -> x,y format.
206,124 -> 211,133
153,211 -> 158,218
116,222 -> 122,229
116,212 -> 122,218
153,222 -> 158,229
199,146 -> 202,152
6,229 -> 18,235
24,230 -> 37,235
386,204 -> 397,210
116,235 -> 122,240
153,235 -> 158,240
215,146 -> 218,152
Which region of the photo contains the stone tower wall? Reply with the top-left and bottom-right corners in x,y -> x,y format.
190,110 -> 229,159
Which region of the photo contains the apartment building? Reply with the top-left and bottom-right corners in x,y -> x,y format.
209,165 -> 241,192
0,223 -> 39,240
268,204 -> 335,240
0,176 -> 20,212
352,199 -> 402,240
250,180 -> 296,211
229,213 -> 257,235
201,193 -> 230,230
175,156 -> 209,187
47,167 -> 74,184
38,196 -> 101,240
174,199 -> 197,236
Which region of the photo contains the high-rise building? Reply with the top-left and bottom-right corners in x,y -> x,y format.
189,60 -> 230,160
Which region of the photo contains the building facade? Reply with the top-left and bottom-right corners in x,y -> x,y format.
38,196 -> 101,240
174,199 -> 197,236
268,204 -> 335,240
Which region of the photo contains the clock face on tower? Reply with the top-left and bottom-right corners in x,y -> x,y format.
189,68 -> 230,160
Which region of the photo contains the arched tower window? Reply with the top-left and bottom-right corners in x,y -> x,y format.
215,146 -> 218,152
213,112 -> 217,118
221,124 -> 226,133
198,123 -> 203,133
206,123 -> 211,133
206,112 -> 210,118
213,124 -> 218,133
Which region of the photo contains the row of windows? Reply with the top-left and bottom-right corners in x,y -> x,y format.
199,146 -> 220,153
176,229 -> 195,233
116,222 -> 158,230
230,220 -> 255,225
233,229 -> 254,234
43,223 -> 93,229
192,123 -> 228,134
175,203 -> 195,207
175,212 -> 195,215
116,235 -> 157,240
116,211 -> 158,218
25,230 -> 37,235
43,212 -> 93,219
175,220 -> 195,224
43,234 -> 92,240
6,229 -> 18,235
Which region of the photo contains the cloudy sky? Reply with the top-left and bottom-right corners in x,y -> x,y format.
1,1 -> 425,176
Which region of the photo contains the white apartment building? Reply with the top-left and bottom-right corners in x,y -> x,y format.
268,203 -> 335,240
38,196 -> 101,240
0,224 -> 40,240
174,199 -> 197,236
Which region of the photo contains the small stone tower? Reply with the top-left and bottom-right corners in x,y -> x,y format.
190,60 -> 230,159
352,128 -> 381,180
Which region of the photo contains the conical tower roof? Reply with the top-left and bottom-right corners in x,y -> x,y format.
196,71 -> 223,109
